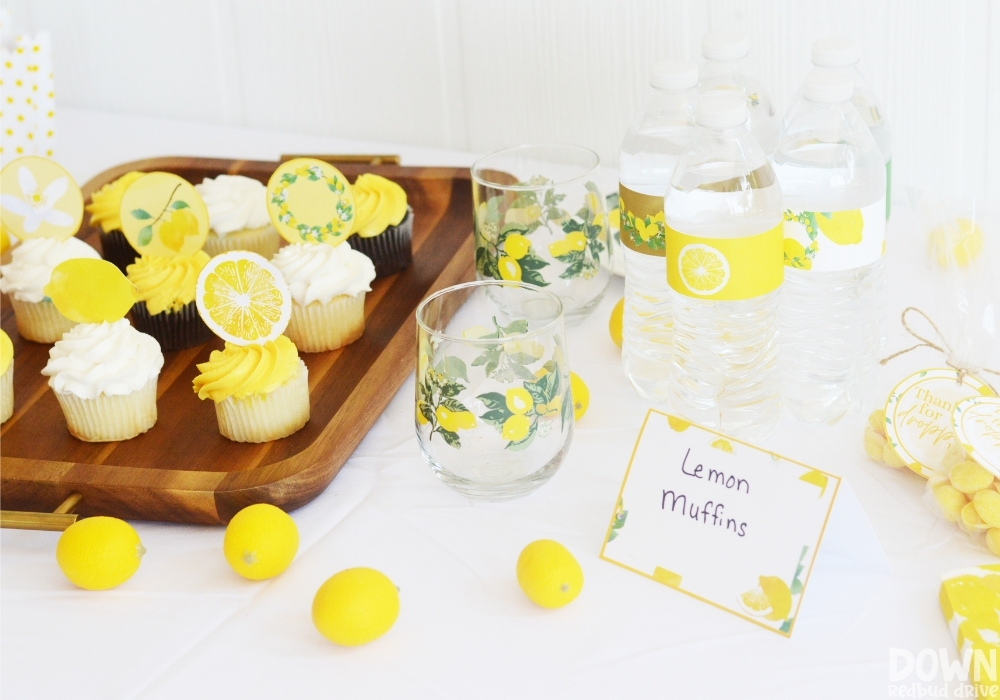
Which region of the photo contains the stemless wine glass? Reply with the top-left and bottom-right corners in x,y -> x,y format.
415,281 -> 572,500
472,144 -> 612,326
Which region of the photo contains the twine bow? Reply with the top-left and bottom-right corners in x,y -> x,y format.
880,307 -> 1000,392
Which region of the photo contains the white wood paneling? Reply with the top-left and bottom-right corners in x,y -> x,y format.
4,0 -> 998,199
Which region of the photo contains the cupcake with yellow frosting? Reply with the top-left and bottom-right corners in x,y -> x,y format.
195,175 -> 281,259
345,173 -> 412,278
126,251 -> 213,351
85,171 -> 145,273
1,329 -> 13,423
271,242 -> 375,352
194,251 -> 309,442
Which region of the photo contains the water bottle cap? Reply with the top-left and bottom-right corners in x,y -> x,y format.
812,37 -> 860,67
696,93 -> 748,129
650,60 -> 699,91
701,31 -> 750,61
803,70 -> 854,103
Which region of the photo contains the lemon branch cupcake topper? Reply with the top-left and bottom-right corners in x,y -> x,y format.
120,172 -> 210,257
0,156 -> 84,241
266,158 -> 354,246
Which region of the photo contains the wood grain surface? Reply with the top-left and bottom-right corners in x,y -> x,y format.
0,157 -> 475,524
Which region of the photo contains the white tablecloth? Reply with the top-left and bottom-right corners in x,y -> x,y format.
2,109 -> 994,699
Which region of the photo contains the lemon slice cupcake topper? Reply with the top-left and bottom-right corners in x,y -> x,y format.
266,158 -> 354,246
119,172 -> 209,258
0,156 -> 84,241
44,258 -> 140,324
196,251 -> 292,345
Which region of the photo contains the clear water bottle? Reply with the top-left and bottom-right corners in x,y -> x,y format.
618,60 -> 699,402
772,70 -> 886,423
664,94 -> 784,442
807,37 -> 893,219
699,31 -> 779,154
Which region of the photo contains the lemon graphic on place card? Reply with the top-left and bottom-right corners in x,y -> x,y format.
119,172 -> 209,258
195,251 -> 291,345
952,396 -> 1000,477
266,158 -> 354,246
0,156 -> 84,240
44,258 -> 140,324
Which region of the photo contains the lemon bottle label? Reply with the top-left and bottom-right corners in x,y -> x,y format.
666,223 -> 783,301
619,184 -> 666,257
781,199 -> 886,272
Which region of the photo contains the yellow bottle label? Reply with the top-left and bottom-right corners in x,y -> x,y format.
666,222 -> 784,301
619,184 -> 666,257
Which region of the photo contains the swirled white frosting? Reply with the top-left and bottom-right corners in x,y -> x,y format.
195,175 -> 271,236
0,237 -> 101,303
271,242 -> 375,306
42,319 -> 164,399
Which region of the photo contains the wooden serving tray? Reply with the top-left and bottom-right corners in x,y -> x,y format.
1,157 -> 474,524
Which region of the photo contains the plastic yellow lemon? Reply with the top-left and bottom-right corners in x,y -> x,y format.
738,575 -> 792,621
503,233 -> 531,260
502,413 -> 531,442
196,251 -> 291,345
223,503 -> 299,580
950,459 -> 995,494
678,243 -> 729,295
569,372 -> 589,421
56,517 -> 145,590
45,258 -> 139,324
516,540 -> 583,609
498,255 -> 522,281
312,567 -> 400,646
608,297 -> 623,349
928,218 -> 984,267
816,209 -> 863,245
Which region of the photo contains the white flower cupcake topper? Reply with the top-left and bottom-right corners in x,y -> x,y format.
0,156 -> 83,240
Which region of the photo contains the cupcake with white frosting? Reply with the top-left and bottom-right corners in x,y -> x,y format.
0,237 -> 101,343
42,318 -> 164,442
271,242 -> 375,352
195,175 -> 280,259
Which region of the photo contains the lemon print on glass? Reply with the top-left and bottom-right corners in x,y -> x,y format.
196,251 -> 291,345
45,258 -> 140,324
503,232 -> 531,260
738,575 -> 792,622
678,243 -> 730,296
0,156 -> 84,241
119,172 -> 209,257
498,255 -> 521,281
436,405 -> 476,433
815,210 -> 863,245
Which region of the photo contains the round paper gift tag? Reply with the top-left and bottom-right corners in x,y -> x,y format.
953,396 -> 1000,476
266,158 -> 354,246
119,172 -> 209,258
884,368 -> 995,478
0,156 -> 84,240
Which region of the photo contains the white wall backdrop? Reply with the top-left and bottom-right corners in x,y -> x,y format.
4,0 -> 999,200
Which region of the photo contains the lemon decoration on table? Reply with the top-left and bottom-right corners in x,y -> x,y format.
45,258 -> 140,323
569,372 -> 589,421
224,503 -> 299,580
56,517 -> 145,590
266,158 -> 354,246
738,575 -> 792,622
608,297 -> 623,349
678,243 -> 730,296
196,251 -> 292,345
312,567 -> 400,646
516,539 -> 584,609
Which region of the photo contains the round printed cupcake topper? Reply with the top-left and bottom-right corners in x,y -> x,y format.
266,158 -> 355,246
119,172 -> 209,258
44,259 -> 140,324
0,157 -> 84,241
195,251 -> 292,346
953,396 -> 1000,477
0,329 -> 12,376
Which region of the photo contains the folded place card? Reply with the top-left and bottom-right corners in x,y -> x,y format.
600,409 -> 840,637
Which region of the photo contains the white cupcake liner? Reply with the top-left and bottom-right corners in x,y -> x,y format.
1,362 -> 12,424
203,225 -> 281,259
215,359 -> 310,443
10,297 -> 77,344
54,375 -> 158,442
284,294 -> 365,353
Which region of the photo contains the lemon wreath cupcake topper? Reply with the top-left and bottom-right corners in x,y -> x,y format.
266,158 -> 355,246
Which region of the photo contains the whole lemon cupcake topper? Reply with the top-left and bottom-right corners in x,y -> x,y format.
0,156 -> 84,241
195,251 -> 292,345
44,258 -> 140,324
266,158 -> 355,246
119,172 -> 210,257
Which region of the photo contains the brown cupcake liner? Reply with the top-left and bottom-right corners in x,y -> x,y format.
130,300 -> 213,351
347,207 -> 413,278
99,230 -> 139,274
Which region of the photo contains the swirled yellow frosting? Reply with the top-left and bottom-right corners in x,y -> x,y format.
127,251 -> 210,316
193,336 -> 300,402
350,174 -> 408,238
86,171 -> 145,233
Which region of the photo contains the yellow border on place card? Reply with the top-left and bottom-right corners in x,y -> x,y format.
0,156 -> 84,241
598,408 -> 841,639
